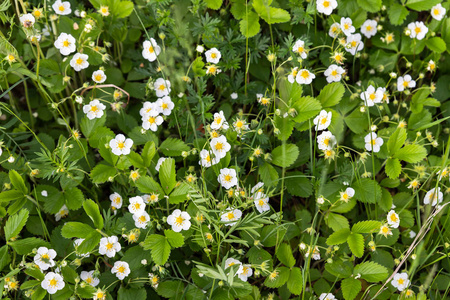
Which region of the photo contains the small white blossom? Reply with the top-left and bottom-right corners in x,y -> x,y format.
109,134 -> 133,156
154,78 -> 171,97
54,33 -> 76,56
167,209 -> 191,232
34,247 -> 57,270
80,271 -> 99,287
221,208 -> 242,226
391,272 -> 410,291
210,135 -> 231,159
55,205 -> 69,221
133,211 -> 151,229
254,192 -> 270,213
156,96 -> 174,116
345,33 -> 364,55
99,236 -> 121,258
155,157 -> 167,172
407,21 -> 428,40
397,75 -> 416,92
211,111 -> 229,130
128,196 -> 146,215
313,110 -> 332,131
316,0 -> 337,15
431,4 -> 446,21
205,48 -> 221,64
142,38 -> 161,62
361,19 -> 378,38
41,272 -> 65,294
19,14 -> 35,28
52,0 -> 71,15
340,17 -> 355,36
387,210 -> 400,228
218,168 -> 238,189
292,39 -> 307,59
110,192 -> 123,209
360,85 -> 383,107
111,261 -> 130,280
83,99 -> 106,120
236,264 -> 253,282
70,53 -> 89,71
364,132 -> 383,152
324,64 -> 345,82
295,69 -> 315,84
92,70 -> 107,83
424,187 -> 443,206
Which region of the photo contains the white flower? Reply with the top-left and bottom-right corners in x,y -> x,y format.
83,99 -> 106,120
313,110 -> 332,131
387,210 -> 400,228
317,131 -> 336,150
55,205 -> 69,221
292,39 -> 307,59
167,209 -> 191,232
407,21 -> 428,40
41,272 -> 65,294
305,246 -> 320,260
340,17 -> 355,36
154,78 -> 171,97
155,157 -> 167,172
319,293 -> 336,300
251,182 -> 265,194
379,224 -> 392,237
288,67 -> 299,83
379,87 -> 390,103
80,271 -> 99,287
206,65 -> 221,75
225,258 -> 241,268
128,196 -> 146,215
431,4 -> 446,21
53,0 -> 71,15
211,111 -> 229,130
34,247 -> 57,270
133,211 -> 151,229
427,60 -> 436,72
221,208 -> 242,226
98,5 -> 109,16
99,236 -> 121,258
233,118 -> 249,133
92,70 -> 107,83
397,75 -> 416,92
254,192 -> 270,213
231,92 -> 238,99
109,134 -> 133,156
142,114 -> 164,132
295,69 -> 315,84
218,168 -> 238,189
424,187 -> 443,206
391,272 -> 410,292
70,53 -> 89,71
41,190 -> 48,197
156,96 -> 174,116
140,101 -> 160,117
329,22 -> 341,38
364,132 -> 384,152
196,45 -> 204,53
340,187 -> 355,202
324,64 -> 345,83
19,14 -> 35,28
236,264 -> 252,282
210,135 -> 231,159
317,196 -> 325,205
29,34 -> 41,43
73,238 -> 90,258
111,261 -> 130,280
142,38 -> 161,62
345,33 -> 364,55
205,47 -> 221,64
110,192 -> 123,209
7,156 -> 14,163
361,19 -> 378,38
316,0 -> 337,15
199,149 -> 218,168
360,85 -> 382,107
54,33 -> 76,56
409,230 -> 417,238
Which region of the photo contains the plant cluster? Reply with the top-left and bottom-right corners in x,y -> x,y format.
1,0 -> 450,299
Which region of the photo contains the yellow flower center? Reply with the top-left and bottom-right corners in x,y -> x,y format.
323,138 -> 330,146
134,203 -> 140,210
59,5 -> 65,12
343,193 -> 348,199
106,242 -> 113,250
114,197 -> 121,204
158,84 -> 165,91
215,117 -> 222,124
41,253 -> 49,260
434,8 -> 440,15
162,102 -> 168,109
215,142 -> 223,151
139,215 -> 147,223
366,25 -> 372,31
415,27 -> 421,34
369,93 -> 376,100
321,117 -> 327,124
301,70 -> 309,79
331,70 -> 338,76
344,24 -> 349,30
224,174 -> 232,182
323,0 -> 330,7
211,53 -> 217,59
297,46 -> 304,53
118,142 -> 125,149
175,215 -> 184,225
258,199 -> 265,206
49,278 -> 57,287
403,81 -> 409,87
227,212 -> 235,220
95,74 -> 103,82
117,266 -> 125,273
148,116 -> 156,124
86,277 -> 92,284
382,226 -> 389,233
236,120 -> 243,128
63,40 -> 70,47
148,46 -> 154,53
351,41 -> 357,47
390,213 -> 398,222
398,278 -> 404,285
242,266 -> 249,275
76,58 -> 84,65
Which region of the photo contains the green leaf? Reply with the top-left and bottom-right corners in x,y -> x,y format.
406,0 -> 441,11
9,237 -> 51,255
352,221 -> 381,233
115,1 -> 134,18
427,37 -> 447,53
317,82 -> 345,108
205,0 -> 223,10
135,176 -> 164,196
5,209 -> 29,240
325,260 -> 353,278
0,190 -> 25,203
142,141 -> 156,168
239,11 -> 260,38
159,138 -> 190,156
0,246 -> 11,271
122,246 -> 153,270
159,158 -> 177,194
385,158 -> 402,179
155,281 -> 185,298
394,144 -> 427,163
128,151 -> 145,169
192,57 -> 206,77
326,228 -> 351,245
61,222 -> 96,239
380,188 -> 393,212
353,178 -> 381,204
326,212 -> 350,231
165,230 -> 185,248
117,286 -> 147,300
80,115 -> 106,138
287,267 -> 303,295
90,163 -> 117,184
275,115 -> 294,141
356,0 -> 382,12
9,170 -> 27,194
77,231 -> 102,254
387,3 -> 409,25
276,243 -> 296,268
142,234 -> 171,265
341,277 -> 362,300
264,267 -> 290,288
387,128 -> 406,155
252,0 -> 290,24
259,162 -> 279,188
345,108 -> 369,134
353,261 -> 389,282
347,233 -> 364,258
271,144 -> 299,168
64,187 -> 84,210
292,96 -> 322,124
83,199 -> 104,229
